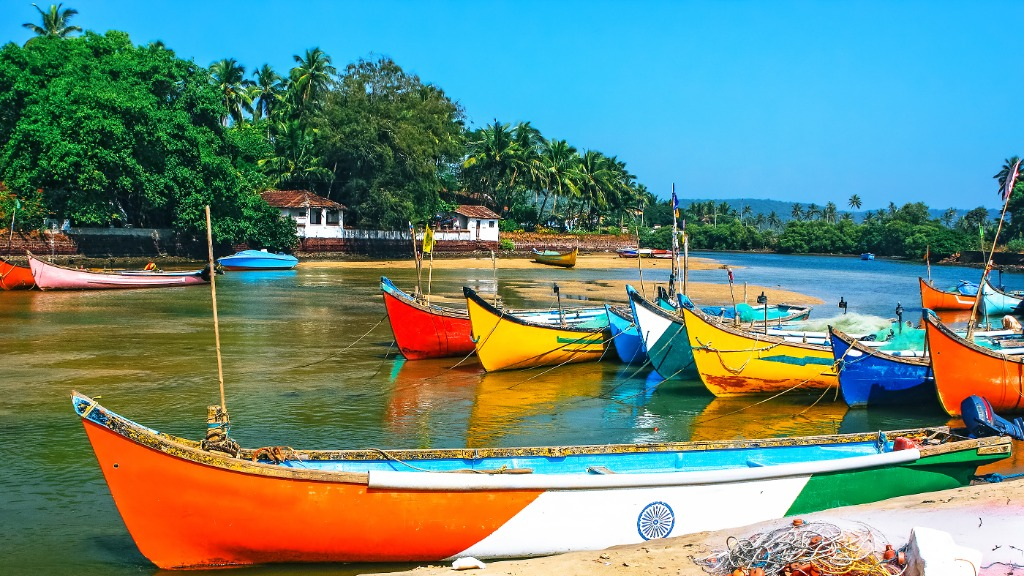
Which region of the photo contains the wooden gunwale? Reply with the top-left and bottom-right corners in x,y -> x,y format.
829,326 -> 930,367
925,310 -> 1024,361
686,305 -> 830,353
382,278 -> 468,319
75,391 -> 992,480
463,287 -> 605,334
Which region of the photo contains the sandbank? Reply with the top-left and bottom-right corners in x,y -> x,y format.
370,477 -> 1024,576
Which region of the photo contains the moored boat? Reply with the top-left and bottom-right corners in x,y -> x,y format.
72,391 -> 1012,569
978,279 -> 1024,316
829,327 -> 935,408
860,253 -> 875,260
531,247 -> 577,268
627,285 -> 697,381
0,256 -> 34,290
682,306 -> 838,396
924,311 -> 1024,416
217,249 -> 298,271
605,304 -> 645,364
464,286 -> 607,371
381,277 -> 476,360
918,277 -> 977,311
29,254 -> 208,290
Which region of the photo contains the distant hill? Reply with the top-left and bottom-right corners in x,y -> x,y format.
679,198 -> 1000,223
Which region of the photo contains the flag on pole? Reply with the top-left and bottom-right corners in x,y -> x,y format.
671,191 -> 679,219
727,267 -> 734,283
1003,159 -> 1021,201
422,227 -> 435,253
14,199 -> 20,210
924,245 -> 929,262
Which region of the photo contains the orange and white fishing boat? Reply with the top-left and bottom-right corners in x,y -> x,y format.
923,311 -> 1024,416
918,277 -> 976,311
72,391 -> 1009,569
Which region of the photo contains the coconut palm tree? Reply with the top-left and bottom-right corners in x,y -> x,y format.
258,120 -> 332,188
289,47 -> 336,115
791,203 -> 803,222
823,201 -> 838,224
210,58 -> 253,126
251,64 -> 284,121
741,204 -> 753,225
538,138 -> 580,220
941,208 -> 957,228
805,203 -> 821,221
767,211 -> 781,230
848,194 -> 862,210
463,120 -> 517,212
22,3 -> 81,42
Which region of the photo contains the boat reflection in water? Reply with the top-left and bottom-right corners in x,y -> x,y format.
385,358 -> 481,444
689,395 -> 850,442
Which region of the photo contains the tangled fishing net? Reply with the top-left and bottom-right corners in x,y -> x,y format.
691,519 -> 907,575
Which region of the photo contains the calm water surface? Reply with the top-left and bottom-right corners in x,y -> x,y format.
1,253 -> 1020,575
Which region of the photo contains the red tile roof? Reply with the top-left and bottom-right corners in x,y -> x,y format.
454,205 -> 500,219
261,190 -> 346,210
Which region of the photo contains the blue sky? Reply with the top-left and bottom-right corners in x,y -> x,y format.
3,0 -> 1022,210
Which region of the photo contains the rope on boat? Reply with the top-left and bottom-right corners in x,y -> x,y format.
693,336 -> 782,375
973,471 -> 1024,482
289,313 -> 390,370
691,519 -> 907,576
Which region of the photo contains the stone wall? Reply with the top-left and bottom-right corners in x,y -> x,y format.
501,232 -> 635,253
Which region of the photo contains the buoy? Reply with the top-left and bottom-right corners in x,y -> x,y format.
809,535 -> 822,547
731,569 -> 745,576
893,437 -> 916,451
749,568 -> 765,576
144,262 -> 156,271
792,518 -> 804,527
883,544 -> 896,560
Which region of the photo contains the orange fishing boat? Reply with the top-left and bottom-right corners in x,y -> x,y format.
918,277 -> 976,311
923,311 -> 1024,416
0,256 -> 34,290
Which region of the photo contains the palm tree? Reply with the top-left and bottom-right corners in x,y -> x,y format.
805,203 -> 821,221
289,47 -> 336,114
848,194 -> 862,210
251,64 -> 284,121
23,3 -> 81,42
823,201 -> 838,224
941,208 -> 957,228
741,204 -> 753,225
210,58 -> 253,126
463,121 -> 517,213
753,212 -> 766,230
538,139 -> 580,220
767,211 -> 781,230
840,212 -> 854,222
791,203 -> 803,222
258,120 -> 332,188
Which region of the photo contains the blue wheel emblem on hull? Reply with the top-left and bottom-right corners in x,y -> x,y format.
637,501 -> 674,540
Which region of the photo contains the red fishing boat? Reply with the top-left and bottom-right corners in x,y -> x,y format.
0,257 -> 34,290
923,311 -> 1024,416
918,277 -> 976,311
381,276 -> 475,359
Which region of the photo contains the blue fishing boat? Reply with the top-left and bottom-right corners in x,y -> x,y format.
604,304 -> 645,364
829,327 -> 935,409
860,253 -> 875,260
217,249 -> 299,271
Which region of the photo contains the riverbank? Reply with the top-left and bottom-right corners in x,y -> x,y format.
371,477 -> 1024,576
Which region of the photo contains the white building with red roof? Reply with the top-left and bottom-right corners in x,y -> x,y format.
260,190 -> 347,239
448,205 -> 500,242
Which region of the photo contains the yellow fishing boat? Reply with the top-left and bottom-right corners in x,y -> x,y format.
531,247 -> 578,267
681,306 -> 838,396
464,287 -> 608,372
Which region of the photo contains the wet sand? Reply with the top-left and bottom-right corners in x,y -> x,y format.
371,478 -> 1024,576
303,254 -> 824,307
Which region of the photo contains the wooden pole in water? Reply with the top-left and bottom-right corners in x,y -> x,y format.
205,205 -> 226,411
6,204 -> 16,256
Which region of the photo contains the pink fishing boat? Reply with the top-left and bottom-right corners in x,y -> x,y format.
28,254 -> 209,290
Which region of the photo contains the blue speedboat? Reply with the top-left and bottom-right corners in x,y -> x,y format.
217,249 -> 299,271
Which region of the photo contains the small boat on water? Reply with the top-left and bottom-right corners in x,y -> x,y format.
918,277 -> 977,311
924,311 -> 1024,416
0,257 -> 34,290
682,305 -> 838,396
464,286 -> 608,371
605,304 -> 645,363
380,277 -> 476,360
72,390 -> 1011,569
531,247 -> 577,268
217,249 -> 298,271
627,286 -> 697,381
28,254 -> 209,290
617,248 -> 672,259
860,253 -> 875,260
829,327 -> 935,408
978,279 -> 1024,316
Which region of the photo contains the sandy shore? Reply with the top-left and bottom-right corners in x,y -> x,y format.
303,254 -> 823,307
370,478 -> 1024,576
301,253 -> 720,271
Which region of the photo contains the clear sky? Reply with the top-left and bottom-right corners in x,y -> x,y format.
3,0 -> 1022,210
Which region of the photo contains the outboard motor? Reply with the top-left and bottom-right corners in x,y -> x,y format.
960,395 -> 1024,441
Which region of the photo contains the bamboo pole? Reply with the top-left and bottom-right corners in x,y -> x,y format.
205,206 -> 226,411
967,159 -> 1020,339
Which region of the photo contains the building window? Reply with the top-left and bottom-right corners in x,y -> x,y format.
294,208 -> 307,219
326,210 -> 340,225
489,220 -> 494,227
309,209 -> 323,225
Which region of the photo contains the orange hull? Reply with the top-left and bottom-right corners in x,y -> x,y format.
919,277 -> 975,311
0,258 -> 34,290
924,313 -> 1024,416
82,420 -> 541,568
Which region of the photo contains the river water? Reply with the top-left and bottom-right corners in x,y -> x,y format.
1,252 -> 1020,575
